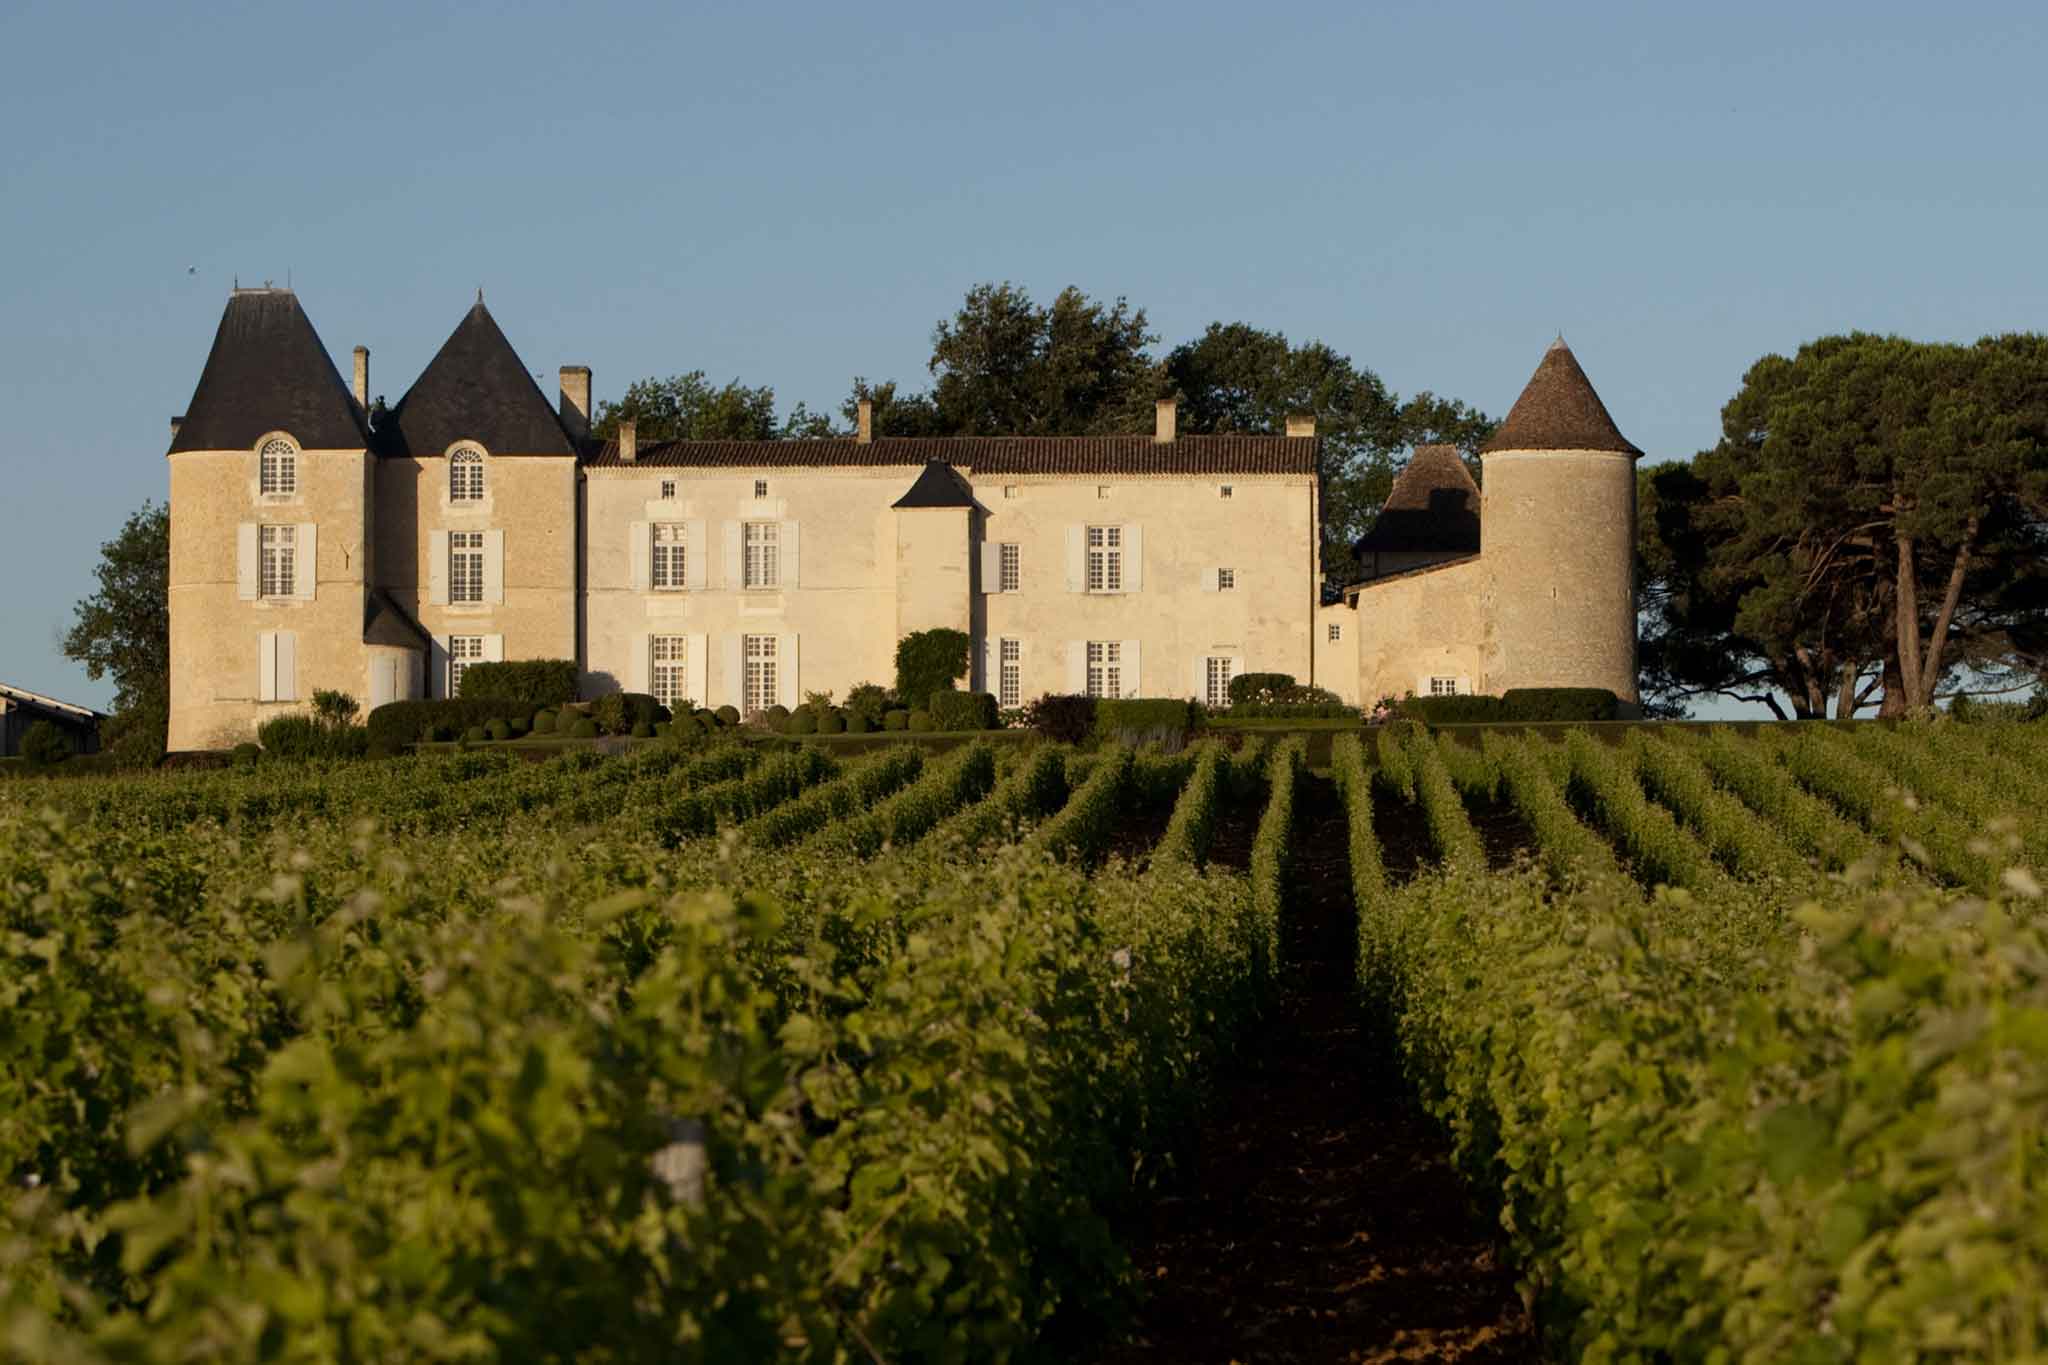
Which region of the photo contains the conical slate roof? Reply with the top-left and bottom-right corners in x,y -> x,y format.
1479,339 -> 1642,457
1357,444 -> 1481,553
384,301 -> 577,457
891,459 -> 978,508
169,290 -> 368,454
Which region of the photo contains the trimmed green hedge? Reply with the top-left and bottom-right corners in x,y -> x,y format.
1407,688 -> 1620,725
928,689 -> 999,732
456,658 -> 579,704
366,700 -> 539,749
1226,672 -> 1297,705
1096,698 -> 1200,746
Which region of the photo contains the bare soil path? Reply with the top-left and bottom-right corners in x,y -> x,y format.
1101,774 -> 1539,1364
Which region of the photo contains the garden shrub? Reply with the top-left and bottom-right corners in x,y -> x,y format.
455,658 -> 579,705
816,709 -> 846,735
230,741 -> 260,767
631,722 -> 654,739
1023,693 -> 1097,744
928,688 -> 999,732
508,715 -> 530,737
590,694 -> 630,736
366,699 -> 536,750
20,720 -> 72,767
1224,701 -> 1355,720
530,709 -> 557,735
1499,687 -> 1619,722
715,704 -> 741,726
1097,698 -> 1200,747
570,718 -> 599,739
844,682 -> 891,729
464,727 -> 488,744
760,704 -> 791,729
1226,672 -> 1298,705
257,712 -> 370,760
908,709 -> 934,732
1404,694 -> 1508,725
484,719 -> 511,742
883,710 -> 909,732
787,709 -> 819,736
653,722 -> 671,740
894,628 -> 969,711
845,710 -> 872,734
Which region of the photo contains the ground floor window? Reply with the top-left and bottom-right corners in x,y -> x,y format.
999,638 -> 1021,708
744,634 -> 778,716
448,636 -> 485,698
651,635 -> 687,708
1085,640 -> 1121,699
1205,656 -> 1235,708
1429,675 -> 1459,696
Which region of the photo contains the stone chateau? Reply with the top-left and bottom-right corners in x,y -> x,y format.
163,290 -> 1641,750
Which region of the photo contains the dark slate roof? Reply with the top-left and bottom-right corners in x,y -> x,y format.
585,434 -> 1316,476
1358,445 -> 1481,553
892,460 -> 978,508
1479,339 -> 1642,457
363,588 -> 433,651
168,290 -> 369,454
383,302 -> 577,458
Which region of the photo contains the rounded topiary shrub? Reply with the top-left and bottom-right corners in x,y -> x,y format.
231,741 -> 261,768
761,704 -> 790,728
883,709 -> 910,731
631,722 -> 654,739
465,726 -> 489,743
817,708 -> 846,735
571,718 -> 599,739
787,709 -> 818,735
484,719 -> 510,742
715,705 -> 740,726
653,721 -> 671,739
907,709 -> 934,732
530,709 -> 557,735
509,715 -> 530,737
845,710 -> 872,734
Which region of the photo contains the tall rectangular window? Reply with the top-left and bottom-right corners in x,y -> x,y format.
1205,656 -> 1235,708
651,523 -> 687,590
999,638 -> 1022,708
999,542 -> 1020,592
660,480 -> 676,500
753,479 -> 769,499
449,531 -> 484,604
1429,676 -> 1459,696
259,439 -> 296,496
259,524 -> 295,598
448,636 -> 484,698
651,635 -> 688,708
1085,640 -> 1121,699
743,521 -> 779,589
1217,567 -> 1236,591
1086,525 -> 1122,593
744,634 -> 778,715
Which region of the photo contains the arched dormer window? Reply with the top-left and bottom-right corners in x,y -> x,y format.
259,437 -> 297,496
450,445 -> 485,502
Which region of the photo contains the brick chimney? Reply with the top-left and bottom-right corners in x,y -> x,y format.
619,418 -> 637,464
560,366 -> 592,441
1154,398 -> 1177,444
857,397 -> 873,444
1285,413 -> 1316,438
352,346 -> 370,409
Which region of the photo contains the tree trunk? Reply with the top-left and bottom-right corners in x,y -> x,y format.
1894,532 -> 1923,714
1880,650 -> 1909,717
1835,662 -> 1862,719
1912,516 -> 1979,709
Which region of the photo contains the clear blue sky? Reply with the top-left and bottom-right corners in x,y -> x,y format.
4,0 -> 2044,713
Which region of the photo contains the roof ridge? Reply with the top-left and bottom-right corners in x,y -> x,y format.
384,301 -> 577,457
168,290 -> 369,454
1479,340 -> 1641,457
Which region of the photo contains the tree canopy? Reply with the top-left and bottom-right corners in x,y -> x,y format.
63,500 -> 170,763
592,373 -> 831,442
1640,333 -> 2048,717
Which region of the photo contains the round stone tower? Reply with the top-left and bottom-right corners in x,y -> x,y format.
1478,339 -> 1642,704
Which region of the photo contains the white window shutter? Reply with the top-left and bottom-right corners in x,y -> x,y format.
1457,676 -> 1472,696
722,521 -> 742,587
428,530 -> 449,605
687,633 -> 709,707
236,524 -> 259,600
275,631 -> 297,702
1065,527 -> 1085,592
780,520 -> 800,588
1066,640 -> 1086,694
629,522 -> 650,592
1232,655 -> 1246,688
1121,639 -> 1142,697
294,524 -> 317,599
980,542 -> 1001,593
484,634 -> 504,663
686,520 -> 708,589
1201,567 -> 1219,593
1123,525 -> 1143,592
483,529 -> 505,604
723,634 -> 743,708
777,634 -> 799,709
629,633 -> 650,693
258,631 -> 277,702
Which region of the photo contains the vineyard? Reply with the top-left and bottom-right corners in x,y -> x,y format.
2,720 -> 2045,1361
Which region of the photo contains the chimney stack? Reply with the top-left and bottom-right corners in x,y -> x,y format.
559,366 -> 592,441
1154,398 -> 1177,444
170,415 -> 183,441
352,346 -> 370,409
619,418 -> 638,464
1285,413 -> 1316,438
856,397 -> 873,444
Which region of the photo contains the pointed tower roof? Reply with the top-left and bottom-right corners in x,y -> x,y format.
384,300 -> 577,457
891,459 -> 978,508
1479,339 -> 1642,457
1357,444 -> 1481,553
169,290 -> 368,453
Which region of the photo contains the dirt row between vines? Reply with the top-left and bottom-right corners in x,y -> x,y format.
1102,774 -> 1537,1364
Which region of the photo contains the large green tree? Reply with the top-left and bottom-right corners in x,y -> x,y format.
63,500 -> 170,761
1639,333 -> 2048,717
593,372 -> 830,442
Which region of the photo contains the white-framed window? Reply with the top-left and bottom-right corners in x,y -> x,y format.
449,446 -> 485,502
1217,567 -> 1236,591
259,438 -> 296,496
1429,676 -> 1459,697
1328,623 -> 1342,642
743,521 -> 779,589
1085,640 -> 1121,699
1205,656 -> 1235,708
743,634 -> 778,716
258,524 -> 295,597
999,542 -> 1020,593
449,531 -> 484,604
1220,484 -> 1233,499
448,635 -> 485,698
1086,525 -> 1122,593
660,479 -> 676,500
651,635 -> 688,708
999,638 -> 1022,708
651,523 -> 687,590
753,478 -> 769,499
